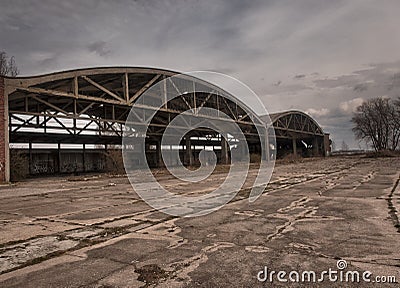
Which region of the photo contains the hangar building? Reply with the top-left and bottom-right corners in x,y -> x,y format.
0,67 -> 330,182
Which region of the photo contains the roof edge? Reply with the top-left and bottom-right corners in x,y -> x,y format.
1,66 -> 182,80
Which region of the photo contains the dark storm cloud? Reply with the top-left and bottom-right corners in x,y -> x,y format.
1,0 -> 400,148
0,0 -> 271,72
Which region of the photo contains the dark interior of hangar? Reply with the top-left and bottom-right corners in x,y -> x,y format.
0,68 -> 329,182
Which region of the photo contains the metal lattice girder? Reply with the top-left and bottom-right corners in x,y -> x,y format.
5,67 -> 266,145
267,110 -> 325,138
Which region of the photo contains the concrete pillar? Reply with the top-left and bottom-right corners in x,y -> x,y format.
57,142 -> 61,173
221,134 -> 229,164
313,137 -> 319,156
156,140 -> 162,167
169,144 -> 173,166
323,133 -> 331,156
185,136 -> 193,166
28,142 -> 32,175
292,137 -> 297,156
264,135 -> 270,161
0,76 -> 9,182
82,144 -> 86,172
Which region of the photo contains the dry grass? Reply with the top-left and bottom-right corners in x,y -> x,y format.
364,150 -> 400,158
277,153 -> 303,164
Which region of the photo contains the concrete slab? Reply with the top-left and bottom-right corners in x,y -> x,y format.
0,156 -> 399,287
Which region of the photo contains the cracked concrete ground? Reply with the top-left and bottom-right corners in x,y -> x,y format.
0,156 -> 399,287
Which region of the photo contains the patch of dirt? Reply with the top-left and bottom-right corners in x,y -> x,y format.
135,264 -> 170,286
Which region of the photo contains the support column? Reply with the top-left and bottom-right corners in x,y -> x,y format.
0,77 -> 6,182
323,133 -> 330,156
28,142 -> 33,175
243,140 -> 249,162
156,140 -> 162,167
57,142 -> 61,173
292,137 -> 297,156
82,144 -> 86,172
104,144 -> 108,170
221,134 -> 229,164
185,136 -> 193,166
0,77 -> 10,182
313,137 -> 319,156
137,142 -> 145,167
262,134 -> 270,162
266,135 -> 271,161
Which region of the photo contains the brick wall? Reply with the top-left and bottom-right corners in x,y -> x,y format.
0,76 -> 5,182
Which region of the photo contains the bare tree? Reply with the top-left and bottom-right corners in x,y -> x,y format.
0,51 -> 19,77
352,97 -> 400,151
392,97 -> 400,150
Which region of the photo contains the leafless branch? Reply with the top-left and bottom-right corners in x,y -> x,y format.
0,51 -> 19,77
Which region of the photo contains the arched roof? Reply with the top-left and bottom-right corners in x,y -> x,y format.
262,110 -> 325,138
3,66 -> 177,82
4,67 -> 326,143
4,67 -> 178,100
4,67 -> 262,124
4,67 -> 266,144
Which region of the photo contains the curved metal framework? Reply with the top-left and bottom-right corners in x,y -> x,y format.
270,111 -> 324,139
1,67 -> 270,181
5,67 -> 264,144
265,110 -> 329,158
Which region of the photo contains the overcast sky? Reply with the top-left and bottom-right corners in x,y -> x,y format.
1,0 -> 400,149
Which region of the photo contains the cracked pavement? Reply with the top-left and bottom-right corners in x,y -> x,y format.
0,156 -> 399,287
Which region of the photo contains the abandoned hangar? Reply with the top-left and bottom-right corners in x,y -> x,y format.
0,67 -> 330,182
